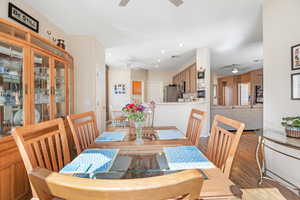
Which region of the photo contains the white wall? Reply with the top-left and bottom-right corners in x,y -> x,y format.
264,0 -> 300,131
0,0 -> 68,47
95,41 -> 106,132
68,36 -> 106,131
154,102 -> 209,135
147,69 -> 176,103
108,68 -> 131,111
197,48 -> 211,137
263,0 -> 300,193
148,69 -> 176,86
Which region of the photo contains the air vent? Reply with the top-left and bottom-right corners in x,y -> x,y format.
171,55 -> 180,59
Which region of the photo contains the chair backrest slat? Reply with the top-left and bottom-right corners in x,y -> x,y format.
186,109 -> 206,146
40,139 -> 52,169
207,115 -> 245,178
48,136 -> 58,171
29,168 -> 204,200
67,111 -> 99,155
13,118 -> 71,198
13,118 -> 70,172
33,141 -> 46,168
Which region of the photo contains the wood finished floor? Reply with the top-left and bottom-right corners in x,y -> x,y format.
198,133 -> 300,200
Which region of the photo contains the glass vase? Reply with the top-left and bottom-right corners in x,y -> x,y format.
135,121 -> 143,144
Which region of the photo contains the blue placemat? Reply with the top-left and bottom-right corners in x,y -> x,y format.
164,146 -> 215,170
95,132 -> 126,142
157,129 -> 186,140
60,149 -> 119,174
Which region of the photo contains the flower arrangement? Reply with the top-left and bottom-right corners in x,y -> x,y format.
282,116 -> 300,128
122,103 -> 146,122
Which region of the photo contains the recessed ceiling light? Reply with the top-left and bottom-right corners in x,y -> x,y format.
179,43 -> 184,47
161,49 -> 165,54
157,59 -> 161,63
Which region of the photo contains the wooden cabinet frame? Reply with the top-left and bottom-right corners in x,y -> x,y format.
0,18 -> 74,200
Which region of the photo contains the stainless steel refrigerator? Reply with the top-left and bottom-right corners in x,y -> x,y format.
164,85 -> 179,102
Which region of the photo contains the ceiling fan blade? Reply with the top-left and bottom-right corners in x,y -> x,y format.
168,0 -> 184,7
119,0 -> 130,7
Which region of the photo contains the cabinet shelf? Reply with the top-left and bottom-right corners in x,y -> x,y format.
0,103 -> 22,107
0,73 -> 22,83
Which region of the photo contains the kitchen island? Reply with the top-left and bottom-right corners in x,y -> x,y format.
153,100 -> 210,137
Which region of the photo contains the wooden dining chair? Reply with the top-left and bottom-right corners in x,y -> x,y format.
207,115 -> 245,178
67,111 -> 99,155
29,168 -> 204,200
144,101 -> 156,128
13,118 -> 71,197
186,109 -> 206,146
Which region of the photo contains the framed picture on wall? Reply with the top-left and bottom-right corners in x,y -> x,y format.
291,73 -> 300,100
114,84 -> 126,94
291,44 -> 300,70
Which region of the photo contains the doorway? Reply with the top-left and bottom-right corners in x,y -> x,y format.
131,81 -> 144,104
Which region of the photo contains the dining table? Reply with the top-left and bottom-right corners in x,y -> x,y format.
63,126 -> 242,200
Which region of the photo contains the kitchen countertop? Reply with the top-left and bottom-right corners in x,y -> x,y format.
155,101 -> 209,105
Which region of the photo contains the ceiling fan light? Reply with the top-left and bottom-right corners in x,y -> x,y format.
169,0 -> 184,7
232,68 -> 239,74
119,0 -> 130,7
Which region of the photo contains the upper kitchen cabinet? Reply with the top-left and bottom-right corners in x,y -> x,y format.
172,63 -> 197,93
189,64 -> 197,93
0,19 -> 74,136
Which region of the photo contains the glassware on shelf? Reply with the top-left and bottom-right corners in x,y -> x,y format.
54,60 -> 66,118
33,52 -> 51,122
0,40 -> 23,135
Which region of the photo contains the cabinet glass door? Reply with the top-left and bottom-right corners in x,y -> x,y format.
0,40 -> 24,135
54,60 -> 66,118
33,52 -> 50,122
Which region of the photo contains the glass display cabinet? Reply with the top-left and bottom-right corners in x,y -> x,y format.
0,21 -> 74,136
0,18 -> 74,200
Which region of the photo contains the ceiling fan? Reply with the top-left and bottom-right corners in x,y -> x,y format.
119,0 -> 184,7
219,64 -> 251,75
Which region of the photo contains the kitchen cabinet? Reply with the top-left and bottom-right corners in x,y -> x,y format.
189,65 -> 197,93
184,68 -> 190,92
0,18 -> 74,200
217,69 -> 263,106
172,63 -> 197,93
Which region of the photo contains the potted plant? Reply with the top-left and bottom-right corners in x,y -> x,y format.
282,116 -> 300,138
122,103 -> 146,144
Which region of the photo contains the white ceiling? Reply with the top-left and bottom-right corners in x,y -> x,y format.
23,0 -> 263,70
